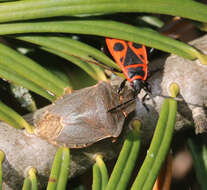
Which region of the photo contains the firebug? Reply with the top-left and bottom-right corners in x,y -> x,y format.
105,38 -> 151,96
105,38 -> 152,111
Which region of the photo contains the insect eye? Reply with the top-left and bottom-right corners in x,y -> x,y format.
132,42 -> 142,49
113,42 -> 124,51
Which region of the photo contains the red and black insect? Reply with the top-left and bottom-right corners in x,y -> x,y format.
105,38 -> 152,111
106,38 -> 151,96
71,38 -> 205,112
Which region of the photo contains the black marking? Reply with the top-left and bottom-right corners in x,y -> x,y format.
123,46 -> 144,66
135,67 -> 145,77
139,54 -> 144,60
120,57 -> 124,63
127,67 -> 145,79
127,68 -> 136,78
113,42 -> 124,51
132,42 -> 142,49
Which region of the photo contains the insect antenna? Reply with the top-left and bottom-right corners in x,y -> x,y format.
108,97 -> 136,112
72,55 -> 122,73
108,93 -> 206,113
108,92 -> 152,113
150,94 -> 206,108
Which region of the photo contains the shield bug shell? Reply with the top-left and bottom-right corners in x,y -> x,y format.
34,81 -> 135,148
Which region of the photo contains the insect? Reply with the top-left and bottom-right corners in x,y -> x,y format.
105,38 -> 152,111
34,81 -> 135,148
72,38 -> 205,112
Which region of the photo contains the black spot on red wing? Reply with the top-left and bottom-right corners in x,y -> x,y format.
113,42 -> 124,51
139,54 -> 144,59
124,46 -> 144,66
127,67 -> 145,79
120,57 -> 124,63
132,42 -> 142,49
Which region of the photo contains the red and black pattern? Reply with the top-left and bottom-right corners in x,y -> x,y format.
106,38 -> 149,95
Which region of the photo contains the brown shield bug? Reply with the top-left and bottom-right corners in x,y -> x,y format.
34,80 -> 135,148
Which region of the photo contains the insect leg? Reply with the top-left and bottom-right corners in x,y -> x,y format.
117,79 -> 127,94
141,101 -> 150,112
142,93 -> 149,102
143,81 -> 151,93
142,82 -> 156,107
140,93 -> 149,112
